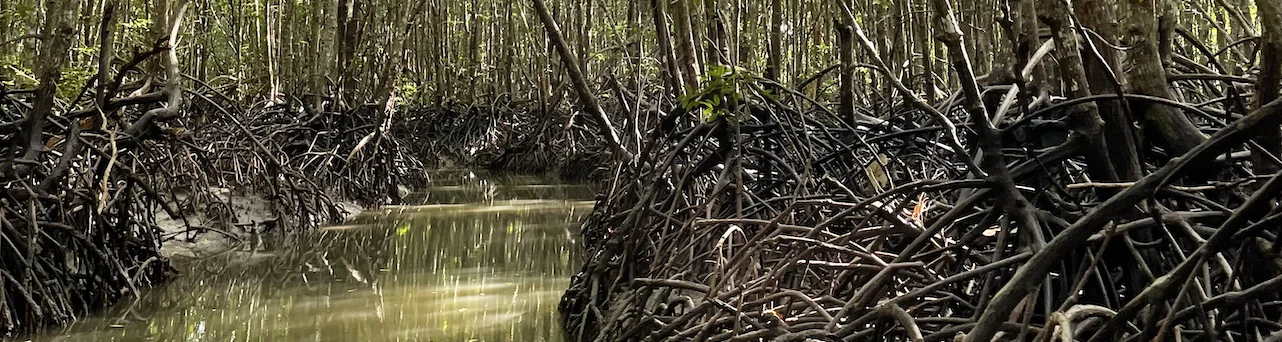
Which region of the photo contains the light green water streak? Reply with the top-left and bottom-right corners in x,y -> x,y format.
24,171 -> 592,342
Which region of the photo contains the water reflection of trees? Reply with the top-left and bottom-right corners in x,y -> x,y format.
50,200 -> 586,341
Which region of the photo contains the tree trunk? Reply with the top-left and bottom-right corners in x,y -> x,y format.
1121,0 -> 1207,157
265,0 -> 279,102
914,0 -> 935,102
17,0 -> 81,177
373,2 -> 420,107
0,0 -> 8,60
1011,0 -> 1046,93
878,3 -> 895,101
529,0 -> 629,158
1039,0 -> 1116,183
1254,0 -> 1282,174
147,0 -> 171,76
96,0 -> 117,110
1215,4 -> 1234,65
468,3 -> 481,101
652,0 -> 684,97
835,20 -> 855,125
704,0 -> 727,66
432,1 -> 447,102
124,1 -> 188,142
336,0 -> 361,107
765,0 -> 782,82
733,0 -> 749,67
505,0 -> 516,96
671,0 -> 701,88
928,1 -> 1046,340
309,0 -> 326,112
582,0 -> 594,78
1222,0 -> 1255,61
1075,0 -> 1143,181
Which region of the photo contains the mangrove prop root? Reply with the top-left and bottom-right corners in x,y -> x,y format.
560,59 -> 1282,342
0,43 -> 427,337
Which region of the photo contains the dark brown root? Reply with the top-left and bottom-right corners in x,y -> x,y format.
1,76 -> 426,335
561,68 -> 1282,341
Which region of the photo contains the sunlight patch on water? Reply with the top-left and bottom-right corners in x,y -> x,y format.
26,172 -> 588,342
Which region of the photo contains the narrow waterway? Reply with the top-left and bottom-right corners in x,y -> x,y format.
24,171 -> 594,341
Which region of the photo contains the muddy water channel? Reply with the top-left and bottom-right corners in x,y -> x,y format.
26,171 -> 594,342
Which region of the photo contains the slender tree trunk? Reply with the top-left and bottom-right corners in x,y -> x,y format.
888,1 -> 906,92
1040,0 -> 1116,183
283,0 -> 297,90
253,0 -> 265,94
529,0 -> 629,158
733,0 -> 750,67
704,0 -> 727,66
1075,0 -> 1143,181
124,1 -> 188,141
1121,0 -> 1207,157
671,0 -> 701,87
147,0 -> 172,77
1011,0 -> 1046,92
835,20 -> 855,125
915,0 -> 936,102
468,3 -> 481,101
0,0 -> 9,60
878,4 -> 894,101
1254,0 -> 1282,174
190,1 -> 205,82
336,0 -> 350,104
373,2 -> 420,107
1216,4 -> 1231,60
1222,0 -> 1255,61
1156,0 -> 1176,65
576,0 -> 588,78
433,1 -> 447,102
309,0 -> 326,111
788,0 -> 800,85
18,0 -> 81,176
97,0 -> 117,110
765,0 -> 782,82
265,0 -> 280,102
652,0 -> 684,97
984,15 -> 1015,84
336,0 -> 361,106
505,0 -> 516,96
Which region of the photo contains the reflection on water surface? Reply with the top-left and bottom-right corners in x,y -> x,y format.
25,171 -> 590,342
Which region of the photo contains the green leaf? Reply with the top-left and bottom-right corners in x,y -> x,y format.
702,106 -> 716,122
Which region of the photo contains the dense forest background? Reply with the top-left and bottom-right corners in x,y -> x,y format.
2,0 -> 1273,163
5,0 -> 1282,340
8,0 -> 1260,109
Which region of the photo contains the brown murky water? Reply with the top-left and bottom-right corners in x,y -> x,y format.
23,171 -> 594,342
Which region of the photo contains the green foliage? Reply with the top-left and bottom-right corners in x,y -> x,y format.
122,17 -> 154,31
397,78 -> 421,103
120,17 -> 154,49
1,55 -> 35,88
57,65 -> 95,99
6,2 -> 37,22
2,45 -> 102,98
678,65 -> 752,123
